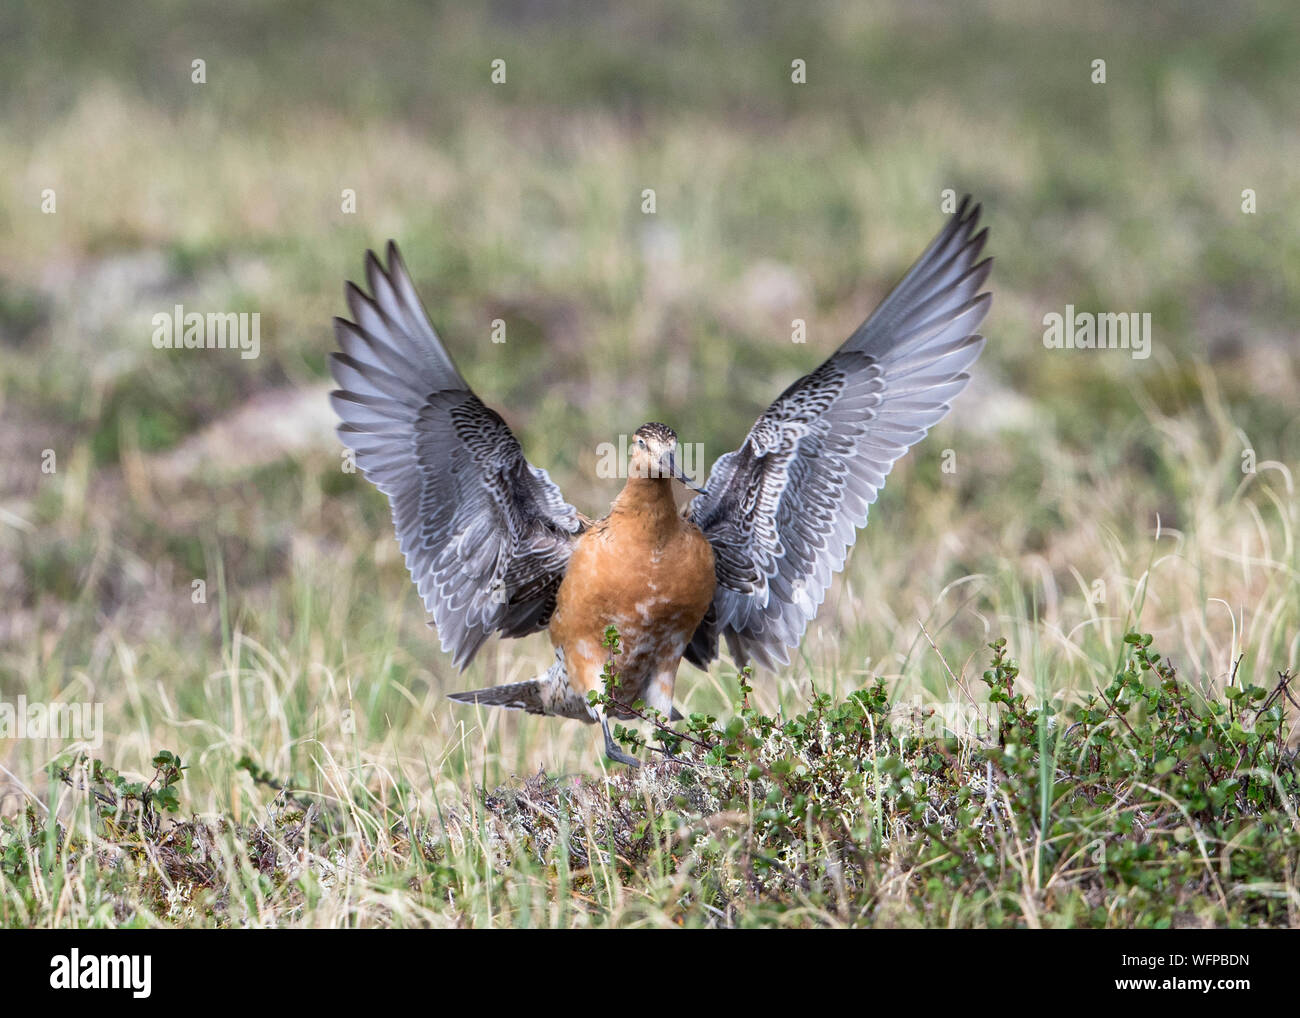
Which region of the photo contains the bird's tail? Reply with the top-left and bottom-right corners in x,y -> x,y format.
449,679 -> 687,724
448,680 -> 548,716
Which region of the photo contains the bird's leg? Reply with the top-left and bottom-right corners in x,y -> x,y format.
599,711 -> 641,768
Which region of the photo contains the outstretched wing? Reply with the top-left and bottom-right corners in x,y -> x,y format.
329,242 -> 584,670
686,197 -> 992,671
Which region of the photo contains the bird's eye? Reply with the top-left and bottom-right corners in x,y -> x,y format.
637,438 -> 646,449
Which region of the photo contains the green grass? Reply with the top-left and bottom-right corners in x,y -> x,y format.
0,0 -> 1298,926
4,633 -> 1297,927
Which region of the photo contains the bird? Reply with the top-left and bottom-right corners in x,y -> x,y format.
329,196 -> 992,767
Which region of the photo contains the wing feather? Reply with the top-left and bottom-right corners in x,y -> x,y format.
330,242 -> 583,670
686,197 -> 992,670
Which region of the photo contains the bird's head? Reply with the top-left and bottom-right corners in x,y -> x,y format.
628,422 -> 704,493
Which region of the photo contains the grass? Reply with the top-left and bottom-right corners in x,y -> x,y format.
4,633 -> 1297,927
1,1 -> 1298,926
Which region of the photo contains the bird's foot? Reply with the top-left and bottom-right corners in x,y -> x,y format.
601,717 -> 641,769
606,744 -> 643,769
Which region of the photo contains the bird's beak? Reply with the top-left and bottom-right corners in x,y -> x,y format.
661,449 -> 706,495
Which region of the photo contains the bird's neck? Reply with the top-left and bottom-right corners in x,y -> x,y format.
612,477 -> 680,535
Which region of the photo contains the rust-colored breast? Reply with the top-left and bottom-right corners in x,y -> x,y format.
550,479 -> 715,708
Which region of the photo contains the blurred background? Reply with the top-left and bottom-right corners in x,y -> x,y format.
1,1 -> 1297,802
